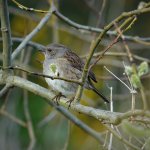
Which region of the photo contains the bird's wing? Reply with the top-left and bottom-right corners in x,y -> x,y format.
64,49 -> 97,83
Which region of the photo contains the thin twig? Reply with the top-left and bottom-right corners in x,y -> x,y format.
37,110 -> 57,128
0,87 -> 12,110
115,22 -> 134,62
105,125 -> 140,150
108,87 -> 113,150
89,33 -> 121,71
134,38 -> 150,46
103,131 -> 109,148
85,51 -> 150,63
91,52 -> 150,63
115,127 -> 129,150
0,109 -> 27,127
96,0 -> 107,27
11,0 -> 50,13
104,66 -> 136,93
12,6 -> 54,60
0,83 -> 13,97
1,66 -> 82,85
141,137 -> 150,150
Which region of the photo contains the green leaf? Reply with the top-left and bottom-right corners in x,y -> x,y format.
138,61 -> 149,77
131,74 -> 142,89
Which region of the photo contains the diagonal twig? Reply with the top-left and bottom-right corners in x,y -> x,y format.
1,66 -> 82,85
12,5 -> 54,60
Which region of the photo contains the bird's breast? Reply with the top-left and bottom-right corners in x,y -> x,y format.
43,60 -> 77,96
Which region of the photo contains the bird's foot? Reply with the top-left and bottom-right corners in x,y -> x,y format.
52,92 -> 66,105
66,97 -> 74,109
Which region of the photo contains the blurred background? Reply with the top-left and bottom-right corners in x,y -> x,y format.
0,0 -> 150,150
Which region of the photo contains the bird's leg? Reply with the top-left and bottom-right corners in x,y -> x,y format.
66,97 -> 75,109
51,92 -> 66,105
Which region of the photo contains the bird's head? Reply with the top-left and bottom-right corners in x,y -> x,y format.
42,43 -> 68,59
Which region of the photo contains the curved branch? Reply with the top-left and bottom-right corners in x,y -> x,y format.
0,75 -> 149,125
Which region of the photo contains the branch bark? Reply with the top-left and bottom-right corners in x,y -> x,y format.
0,0 -> 12,76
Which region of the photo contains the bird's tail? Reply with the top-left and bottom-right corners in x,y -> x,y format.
88,77 -> 109,103
92,87 -> 109,103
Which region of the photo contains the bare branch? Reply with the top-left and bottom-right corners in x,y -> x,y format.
37,110 -> 57,128
0,0 -> 12,72
1,66 -> 82,85
0,83 -> 12,97
0,109 -> 27,127
12,6 -> 53,60
105,125 -> 140,150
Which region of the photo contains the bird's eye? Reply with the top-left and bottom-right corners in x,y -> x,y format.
48,48 -> 52,52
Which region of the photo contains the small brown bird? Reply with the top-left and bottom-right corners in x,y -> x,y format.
42,43 -> 109,103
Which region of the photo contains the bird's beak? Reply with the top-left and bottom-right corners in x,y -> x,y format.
38,46 -> 46,54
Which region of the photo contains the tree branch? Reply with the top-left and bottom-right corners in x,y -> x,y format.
0,74 -> 149,125
0,108 -> 27,127
1,66 -> 82,85
11,6 -> 54,60
0,0 -> 12,76
0,83 -> 12,97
